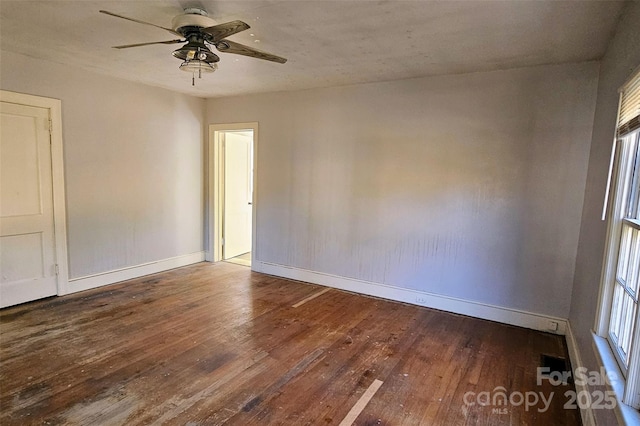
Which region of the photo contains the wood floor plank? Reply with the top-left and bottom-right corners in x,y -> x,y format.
292,288 -> 331,308
339,378 -> 384,426
0,262 -> 581,425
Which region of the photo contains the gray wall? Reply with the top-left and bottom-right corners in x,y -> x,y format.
0,51 -> 205,279
208,62 -> 599,318
569,0 -> 640,389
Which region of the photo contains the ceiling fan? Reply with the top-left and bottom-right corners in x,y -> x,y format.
100,8 -> 287,85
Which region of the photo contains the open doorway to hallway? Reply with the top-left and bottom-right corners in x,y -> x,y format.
221,130 -> 253,266
208,123 -> 257,268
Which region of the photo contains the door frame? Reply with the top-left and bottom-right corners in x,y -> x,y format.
207,122 -> 258,265
0,90 -> 69,295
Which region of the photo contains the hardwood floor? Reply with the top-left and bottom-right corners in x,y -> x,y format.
0,262 -> 580,425
225,252 -> 251,267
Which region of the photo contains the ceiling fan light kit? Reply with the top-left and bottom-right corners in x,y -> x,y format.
179,60 -> 217,86
100,8 -> 286,86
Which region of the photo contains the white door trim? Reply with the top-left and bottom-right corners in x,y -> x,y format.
207,122 -> 258,265
0,90 -> 69,296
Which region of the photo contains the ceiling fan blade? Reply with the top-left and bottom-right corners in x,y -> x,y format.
99,10 -> 182,37
214,40 -> 287,64
113,40 -> 185,49
201,20 -> 250,42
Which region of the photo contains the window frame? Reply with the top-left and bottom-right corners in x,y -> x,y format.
595,127 -> 640,411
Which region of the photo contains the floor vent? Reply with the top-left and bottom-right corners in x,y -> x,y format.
540,354 -> 571,383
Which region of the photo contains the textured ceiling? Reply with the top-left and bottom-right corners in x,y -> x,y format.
0,1 -> 626,98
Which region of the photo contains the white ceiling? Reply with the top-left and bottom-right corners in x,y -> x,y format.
0,1 -> 626,98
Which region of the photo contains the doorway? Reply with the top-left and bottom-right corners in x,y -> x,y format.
208,123 -> 257,267
0,90 -> 69,307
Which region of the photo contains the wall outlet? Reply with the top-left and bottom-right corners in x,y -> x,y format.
416,296 -> 428,305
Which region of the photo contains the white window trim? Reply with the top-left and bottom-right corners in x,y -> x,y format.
593,333 -> 640,425
594,127 -> 640,416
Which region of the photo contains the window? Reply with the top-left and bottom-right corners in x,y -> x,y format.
608,129 -> 640,373
597,69 -> 640,411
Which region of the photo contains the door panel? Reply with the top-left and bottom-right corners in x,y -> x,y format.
223,132 -> 252,259
1,102 -> 57,307
1,113 -> 43,217
1,233 -> 45,281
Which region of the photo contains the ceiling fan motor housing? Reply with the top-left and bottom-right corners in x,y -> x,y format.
171,11 -> 217,35
171,9 -> 220,65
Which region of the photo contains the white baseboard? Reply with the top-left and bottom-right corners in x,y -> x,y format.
67,252 -> 205,294
566,323 -> 596,426
254,261 -> 567,335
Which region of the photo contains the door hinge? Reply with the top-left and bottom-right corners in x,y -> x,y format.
54,264 -> 59,276
221,238 -> 224,246
48,118 -> 53,134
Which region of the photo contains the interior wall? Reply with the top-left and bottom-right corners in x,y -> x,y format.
0,51 -> 205,279
569,0 -> 640,389
207,62 -> 599,318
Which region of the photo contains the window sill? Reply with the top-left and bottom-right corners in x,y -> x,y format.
592,332 -> 640,425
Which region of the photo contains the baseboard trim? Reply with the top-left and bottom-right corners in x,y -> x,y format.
565,322 -> 596,426
67,252 -> 205,294
254,261 -> 567,335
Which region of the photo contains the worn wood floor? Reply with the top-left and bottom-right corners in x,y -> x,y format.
0,262 -> 580,425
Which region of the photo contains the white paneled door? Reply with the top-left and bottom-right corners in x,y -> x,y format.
223,132 -> 253,259
1,101 -> 58,307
